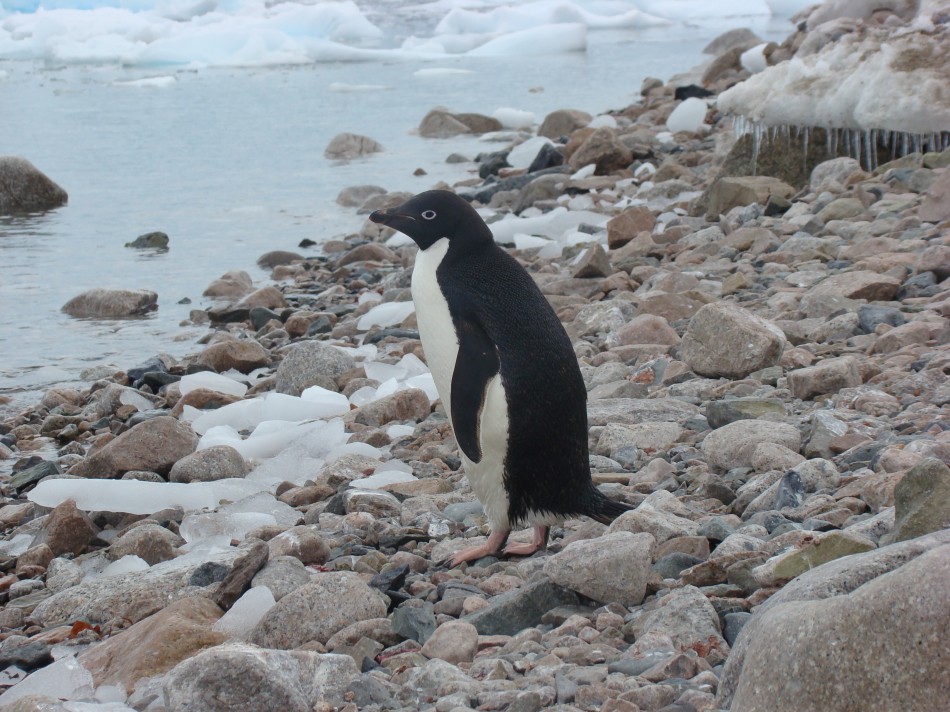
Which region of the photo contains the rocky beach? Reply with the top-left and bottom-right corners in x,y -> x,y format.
1,2 -> 950,711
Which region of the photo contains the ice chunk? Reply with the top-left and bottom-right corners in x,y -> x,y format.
740,43 -> 769,74
492,107 -> 535,129
192,399 -> 264,435
219,492 -> 300,527
212,586 -> 276,637
0,655 -> 94,707
114,75 -> 176,88
363,361 -> 409,383
405,373 -> 439,402
325,442 -> 382,463
666,97 -> 708,133
398,353 -> 429,376
179,372 -> 247,398
95,555 -> 149,580
28,478 -> 268,515
507,136 -> 553,169
514,233 -> 554,250
588,114 -> 617,129
357,301 -> 415,330
375,377 -> 400,400
468,23 -> 587,56
0,534 -> 34,557
571,164 -> 597,179
348,385 -> 378,407
357,291 -> 382,304
262,392 -> 348,421
179,511 -> 276,545
386,423 -> 415,439
349,470 -> 418,490
200,420 -> 325,460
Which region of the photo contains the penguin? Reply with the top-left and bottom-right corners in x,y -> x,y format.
369,190 -> 630,566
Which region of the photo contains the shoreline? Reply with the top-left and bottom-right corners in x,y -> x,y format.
1,10 -> 949,712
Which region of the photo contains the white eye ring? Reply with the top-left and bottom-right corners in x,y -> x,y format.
421,210 -> 437,220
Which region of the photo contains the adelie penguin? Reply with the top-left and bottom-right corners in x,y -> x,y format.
370,189 -> 630,567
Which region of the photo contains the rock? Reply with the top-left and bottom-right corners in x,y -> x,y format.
703,28 -> 762,55
419,109 -> 502,138
810,271 -> 901,301
126,231 -> 169,249
420,620 -> 478,664
702,420 -> 802,472
249,572 -> 387,648
203,270 -> 254,299
256,250 -> 303,269
266,526 -> 330,565
587,398 -> 701,426
169,445 -> 250,484
335,242 -> 399,267
568,127 -> 633,175
752,530 -> 877,587
392,602 -> 437,644
706,398 -> 786,429
61,288 -> 158,318
31,548 -> 242,627
679,302 -> 786,379
809,157 -> 862,191
196,340 -> 271,373
607,314 -> 680,347
32,499 -> 99,557
70,416 -> 198,478
336,184 -> 385,207
464,578 -> 580,635
880,459 -> 950,545
79,597 -> 226,693
0,155 -> 68,213
324,132 -> 384,159
538,109 -> 591,139
595,422 -> 683,457
213,541 -> 270,610
787,355 -> 862,400
543,531 -> 654,606
702,176 -> 796,219
572,243 -> 613,279
633,585 -> 727,656
609,502 -> 698,544
237,286 -> 287,310
919,167 -> 950,223
354,388 -> 431,427
606,206 -> 656,249
163,643 -> 359,712
109,523 -> 183,565
274,341 -> 355,395
725,545 -> 950,712
573,300 -> 637,337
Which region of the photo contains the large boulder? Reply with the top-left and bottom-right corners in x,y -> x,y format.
324,132 -> 384,160
0,156 -> 68,214
69,415 -> 198,479
700,175 -> 796,219
722,537 -> 950,712
679,302 -> 786,379
274,341 -> 355,395
61,288 -> 158,318
880,458 -> 950,545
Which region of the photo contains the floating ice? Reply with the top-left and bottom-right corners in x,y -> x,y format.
28,477 -> 268,515
507,136 -> 553,169
328,82 -> 389,92
666,97 -> 708,133
113,75 -> 175,88
492,107 -> 535,129
0,655 -> 94,707
413,67 -> 476,77
467,23 -> 587,56
357,301 -> 415,330
179,371 -> 247,398
212,586 -> 276,637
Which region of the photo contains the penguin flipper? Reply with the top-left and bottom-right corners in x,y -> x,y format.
450,314 -> 500,464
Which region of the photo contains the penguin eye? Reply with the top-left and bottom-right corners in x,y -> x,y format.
421,210 -> 437,220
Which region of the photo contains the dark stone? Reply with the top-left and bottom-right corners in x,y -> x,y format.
466,166 -> 569,204
9,460 -> 60,494
391,601 -> 437,644
723,611 -> 751,646
773,470 -> 806,510
212,541 -> 269,611
857,305 -> 905,333
608,653 -> 675,676
369,564 -> 410,599
345,673 -> 399,709
0,640 -> 53,671
249,307 -> 281,330
747,511 -> 792,533
0,156 -> 68,214
653,553 -> 705,579
188,561 -> 231,587
478,152 -> 510,179
366,328 -> 420,344
141,371 -> 179,391
706,398 -> 786,429
526,143 -> 565,173
674,85 -> 714,101
207,306 -> 250,324
464,577 -> 580,635
763,194 -> 791,216
306,316 -> 333,336
127,358 -> 167,384
698,516 -> 736,543
125,231 -> 169,250
898,271 -> 939,299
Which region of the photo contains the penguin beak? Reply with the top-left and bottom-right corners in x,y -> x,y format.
368,208 -> 414,229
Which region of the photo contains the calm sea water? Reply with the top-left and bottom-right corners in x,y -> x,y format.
0,18 -> 789,413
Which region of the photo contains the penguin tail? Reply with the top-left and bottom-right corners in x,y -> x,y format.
587,495 -> 633,525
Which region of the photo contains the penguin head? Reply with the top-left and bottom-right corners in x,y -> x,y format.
369,190 -> 492,251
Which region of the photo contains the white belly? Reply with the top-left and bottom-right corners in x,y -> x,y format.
411,238 -> 511,528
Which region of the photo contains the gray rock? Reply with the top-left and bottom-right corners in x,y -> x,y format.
392,601 -> 437,644
464,577 -> 580,635
543,531 -> 655,606
249,572 -> 387,648
809,157 -> 862,192
633,585 -> 727,655
0,155 -> 68,213
275,341 -> 355,395
163,643 -> 359,712
266,526 -> 330,566
251,556 -> 312,602
61,288 -> 158,318
701,420 -> 801,472
169,445 -> 249,483
787,355 -> 862,400
679,302 -> 785,379
420,620 -> 478,664
880,458 -> 950,545
109,523 -> 184,566
587,398 -> 701,427
705,398 -> 786,429
324,132 -> 384,159
726,544 -> 950,712
125,231 -> 169,249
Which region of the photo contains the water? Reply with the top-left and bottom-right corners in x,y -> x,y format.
0,9 -> 792,413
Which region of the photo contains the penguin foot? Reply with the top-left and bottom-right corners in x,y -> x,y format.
447,528 -> 511,568
502,525 -> 549,558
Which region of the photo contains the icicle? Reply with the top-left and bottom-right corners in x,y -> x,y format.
864,129 -> 872,171
871,128 -> 879,171
802,125 -> 809,162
